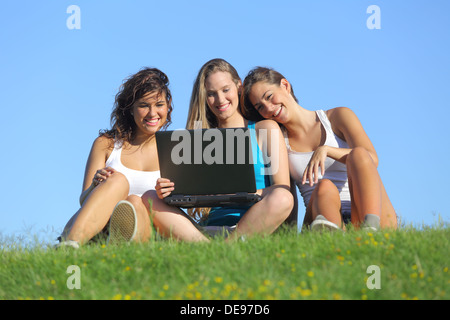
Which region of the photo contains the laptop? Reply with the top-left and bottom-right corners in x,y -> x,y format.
155,127 -> 262,208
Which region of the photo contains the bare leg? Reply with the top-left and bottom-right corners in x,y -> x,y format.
346,147 -> 397,229
64,172 -> 129,244
231,186 -> 293,239
126,195 -> 152,242
307,179 -> 342,227
142,190 -> 209,242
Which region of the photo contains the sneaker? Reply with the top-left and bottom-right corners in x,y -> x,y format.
310,215 -> 340,232
55,240 -> 80,249
108,200 -> 137,244
362,214 -> 380,232
362,226 -> 378,232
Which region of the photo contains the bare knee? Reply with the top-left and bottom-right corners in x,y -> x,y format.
314,179 -> 339,198
142,190 -> 166,215
265,187 -> 294,221
347,147 -> 375,169
103,171 -> 130,195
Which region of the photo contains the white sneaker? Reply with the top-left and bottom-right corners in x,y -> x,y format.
108,200 -> 137,244
55,240 -> 80,249
362,226 -> 378,232
310,215 -> 340,232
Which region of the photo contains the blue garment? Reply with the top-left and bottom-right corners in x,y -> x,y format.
202,121 -> 272,226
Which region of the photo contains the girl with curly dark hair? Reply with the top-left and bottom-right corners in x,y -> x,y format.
58,67 -> 173,248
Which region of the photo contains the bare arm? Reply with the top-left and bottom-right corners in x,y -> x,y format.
328,107 -> 378,165
79,136 -> 113,205
302,107 -> 378,186
255,120 -> 291,195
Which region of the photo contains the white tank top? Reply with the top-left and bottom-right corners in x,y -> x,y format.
105,141 -> 160,197
284,110 -> 351,211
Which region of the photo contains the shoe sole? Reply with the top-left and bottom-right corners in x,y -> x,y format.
310,220 -> 340,232
108,200 -> 137,244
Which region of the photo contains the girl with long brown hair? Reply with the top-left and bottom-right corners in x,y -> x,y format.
58,67 -> 173,248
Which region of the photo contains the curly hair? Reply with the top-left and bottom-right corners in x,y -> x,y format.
100,67 -> 173,142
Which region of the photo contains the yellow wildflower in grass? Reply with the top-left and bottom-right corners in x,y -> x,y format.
300,289 -> 312,297
224,283 -> 234,293
307,271 -> 314,278
258,285 -> 267,293
332,293 -> 342,300
214,276 -> 223,284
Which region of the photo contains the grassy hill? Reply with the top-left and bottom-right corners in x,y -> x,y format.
1,225 -> 448,301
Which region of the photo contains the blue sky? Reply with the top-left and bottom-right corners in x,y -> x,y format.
1,1 -> 449,244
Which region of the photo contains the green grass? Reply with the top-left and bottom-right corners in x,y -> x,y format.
1,225 -> 449,300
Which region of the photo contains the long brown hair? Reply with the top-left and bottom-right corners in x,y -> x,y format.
241,66 -> 298,121
100,67 -> 173,141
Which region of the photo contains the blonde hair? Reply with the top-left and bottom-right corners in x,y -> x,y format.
186,58 -> 242,221
186,58 -> 241,129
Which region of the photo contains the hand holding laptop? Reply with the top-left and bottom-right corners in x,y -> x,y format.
155,178 -> 175,199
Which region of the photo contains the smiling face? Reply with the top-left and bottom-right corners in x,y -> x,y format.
248,79 -> 292,124
204,71 -> 241,126
132,90 -> 168,136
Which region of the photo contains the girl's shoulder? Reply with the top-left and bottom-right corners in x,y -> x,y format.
326,107 -> 356,123
326,107 -> 362,140
254,119 -> 281,131
92,134 -> 116,153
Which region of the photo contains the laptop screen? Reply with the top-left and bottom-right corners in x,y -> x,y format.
156,128 -> 257,195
